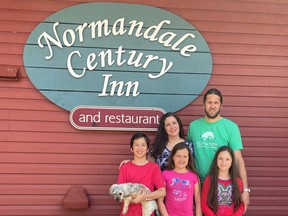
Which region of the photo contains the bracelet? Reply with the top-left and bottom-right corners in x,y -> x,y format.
243,188 -> 250,193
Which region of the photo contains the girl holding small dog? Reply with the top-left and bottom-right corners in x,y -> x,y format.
201,146 -> 244,216
158,142 -> 202,216
117,132 -> 166,216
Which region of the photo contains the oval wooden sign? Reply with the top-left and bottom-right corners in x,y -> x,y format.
23,2 -> 212,112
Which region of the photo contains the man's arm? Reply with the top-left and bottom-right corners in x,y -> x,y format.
234,150 -> 250,213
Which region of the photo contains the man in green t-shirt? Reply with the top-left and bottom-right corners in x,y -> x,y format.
187,88 -> 250,213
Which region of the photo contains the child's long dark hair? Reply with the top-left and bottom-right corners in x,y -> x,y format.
166,142 -> 198,175
149,112 -> 185,159
207,146 -> 242,213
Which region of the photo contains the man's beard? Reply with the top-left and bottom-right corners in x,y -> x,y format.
204,108 -> 221,119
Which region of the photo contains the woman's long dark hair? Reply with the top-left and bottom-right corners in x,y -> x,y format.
149,112 -> 185,159
207,146 -> 242,213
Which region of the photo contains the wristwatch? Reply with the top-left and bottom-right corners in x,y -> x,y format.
243,188 -> 250,193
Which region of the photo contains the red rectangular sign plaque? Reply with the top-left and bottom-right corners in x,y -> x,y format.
70,106 -> 165,131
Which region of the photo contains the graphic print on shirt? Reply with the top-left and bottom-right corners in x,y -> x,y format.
202,131 -> 214,140
170,177 -> 191,202
218,183 -> 232,206
197,131 -> 217,148
156,148 -> 170,170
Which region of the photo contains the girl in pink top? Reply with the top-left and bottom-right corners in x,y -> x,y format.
158,142 -> 202,216
201,146 -> 244,216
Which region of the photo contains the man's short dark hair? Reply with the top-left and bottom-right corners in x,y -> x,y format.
203,88 -> 223,104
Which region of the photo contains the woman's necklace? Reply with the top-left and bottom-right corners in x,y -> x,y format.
166,137 -> 185,151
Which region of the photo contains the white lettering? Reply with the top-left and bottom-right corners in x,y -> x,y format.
79,113 -> 101,123
158,32 -> 177,47
143,20 -> 170,41
128,20 -> 144,37
88,19 -> 111,38
63,29 -> 76,47
115,46 -> 126,66
67,46 -> 172,79
87,53 -> 97,70
112,18 -> 127,35
67,50 -> 86,78
172,33 -> 197,56
143,55 -> 173,79
98,49 -> 115,67
99,74 -> 139,97
39,19 -> 199,83
104,114 -> 160,125
76,23 -> 88,42
39,19 -> 198,59
99,74 -> 112,96
37,22 -> 63,60
149,58 -> 173,79
127,51 -> 143,67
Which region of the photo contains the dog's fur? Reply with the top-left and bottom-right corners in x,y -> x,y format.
109,183 -> 160,216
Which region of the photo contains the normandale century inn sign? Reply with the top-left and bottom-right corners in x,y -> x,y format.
23,2 -> 212,131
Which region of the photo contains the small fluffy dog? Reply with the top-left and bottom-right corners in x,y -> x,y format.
109,183 -> 160,216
